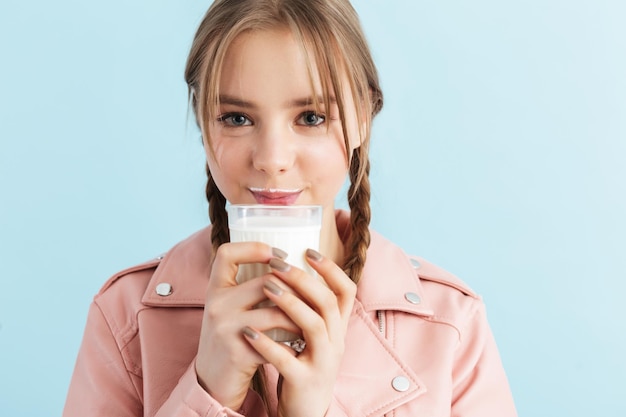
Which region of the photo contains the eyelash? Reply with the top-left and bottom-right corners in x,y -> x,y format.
216,113 -> 252,127
298,111 -> 326,127
216,111 -> 326,127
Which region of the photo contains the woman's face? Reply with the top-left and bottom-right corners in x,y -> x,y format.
204,28 -> 360,215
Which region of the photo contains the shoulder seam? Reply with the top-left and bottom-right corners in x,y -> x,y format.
409,256 -> 479,299
98,258 -> 161,295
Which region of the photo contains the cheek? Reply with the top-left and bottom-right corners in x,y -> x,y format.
205,133 -> 244,169
305,134 -> 348,164
303,140 -> 350,188
203,138 -> 241,190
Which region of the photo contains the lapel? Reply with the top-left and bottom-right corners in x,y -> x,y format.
335,229 -> 434,416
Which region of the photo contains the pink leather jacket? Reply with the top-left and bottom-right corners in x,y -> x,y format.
64,211 -> 517,417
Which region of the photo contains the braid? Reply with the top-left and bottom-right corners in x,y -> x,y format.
344,150 -> 371,284
205,163 -> 229,254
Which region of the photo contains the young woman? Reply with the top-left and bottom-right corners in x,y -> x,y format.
64,1 -> 517,416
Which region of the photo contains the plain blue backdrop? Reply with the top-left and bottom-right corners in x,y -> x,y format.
1,0 -> 625,415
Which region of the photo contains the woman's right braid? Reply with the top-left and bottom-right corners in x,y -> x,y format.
344,150 -> 372,284
205,163 -> 229,253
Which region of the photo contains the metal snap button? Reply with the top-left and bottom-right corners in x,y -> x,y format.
392,376 -> 410,392
155,282 -> 172,296
410,258 -> 421,269
404,292 -> 421,304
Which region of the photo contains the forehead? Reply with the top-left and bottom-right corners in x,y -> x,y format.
219,28 -> 330,99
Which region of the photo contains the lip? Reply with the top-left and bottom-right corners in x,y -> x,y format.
249,187 -> 302,205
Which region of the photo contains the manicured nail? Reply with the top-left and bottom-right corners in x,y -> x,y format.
242,326 -> 259,340
269,258 -> 291,272
272,247 -> 288,259
306,248 -> 323,261
264,280 -> 283,296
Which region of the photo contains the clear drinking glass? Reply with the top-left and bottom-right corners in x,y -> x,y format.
227,204 -> 322,342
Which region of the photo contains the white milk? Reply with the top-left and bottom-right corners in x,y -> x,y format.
229,214 -> 321,342
230,216 -> 320,277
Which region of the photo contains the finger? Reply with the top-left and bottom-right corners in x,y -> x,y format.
242,326 -> 300,374
262,275 -> 334,349
208,242 -> 287,289
207,273 -> 273,311
240,304 -> 302,336
303,249 -> 357,318
267,258 -> 336,311
200,288 -> 299,364
268,256 -> 354,335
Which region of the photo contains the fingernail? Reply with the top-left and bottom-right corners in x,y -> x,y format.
306,248 -> 323,261
272,247 -> 288,259
269,257 -> 291,272
242,326 -> 259,340
264,280 -> 283,296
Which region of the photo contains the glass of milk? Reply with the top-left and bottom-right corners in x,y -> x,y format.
227,204 -> 322,342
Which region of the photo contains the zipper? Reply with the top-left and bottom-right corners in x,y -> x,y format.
377,310 -> 386,335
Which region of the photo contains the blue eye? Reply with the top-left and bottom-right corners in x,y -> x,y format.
299,111 -> 325,126
217,113 -> 252,127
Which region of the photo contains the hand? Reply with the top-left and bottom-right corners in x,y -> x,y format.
195,242 -> 298,411
242,249 -> 357,417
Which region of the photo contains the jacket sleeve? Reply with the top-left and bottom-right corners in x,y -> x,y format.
154,362 -> 267,417
63,301 -> 143,416
451,300 -> 517,416
63,301 -> 260,417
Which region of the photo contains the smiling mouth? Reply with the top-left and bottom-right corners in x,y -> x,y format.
249,187 -> 302,205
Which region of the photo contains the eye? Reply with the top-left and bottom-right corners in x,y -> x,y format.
298,111 -> 325,126
217,113 -> 252,127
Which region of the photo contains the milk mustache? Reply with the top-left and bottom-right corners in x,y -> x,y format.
227,205 -> 322,342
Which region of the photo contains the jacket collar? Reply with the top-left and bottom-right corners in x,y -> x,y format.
142,210 -> 433,318
141,227 -> 212,307
355,229 -> 434,317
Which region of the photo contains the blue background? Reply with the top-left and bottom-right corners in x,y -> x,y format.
1,0 -> 625,415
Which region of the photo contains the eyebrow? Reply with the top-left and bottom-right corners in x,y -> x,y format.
218,94 -> 337,109
288,96 -> 337,107
218,95 -> 257,109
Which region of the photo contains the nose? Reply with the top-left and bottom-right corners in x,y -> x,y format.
252,126 -> 295,175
